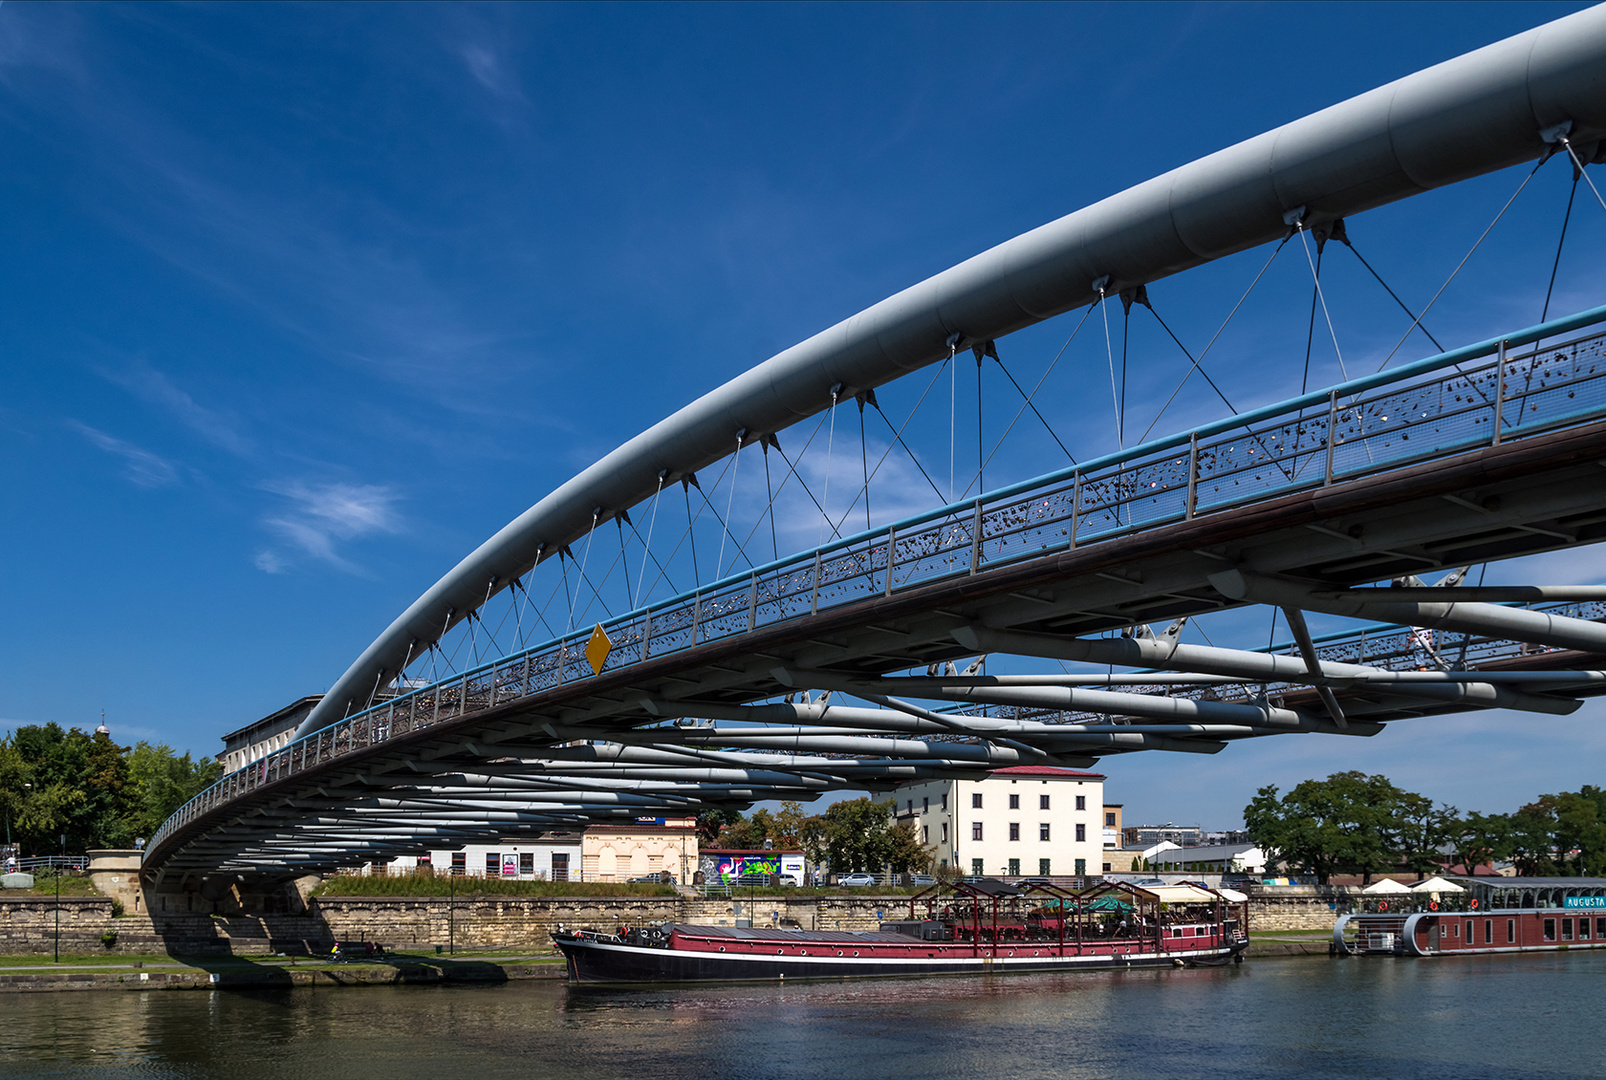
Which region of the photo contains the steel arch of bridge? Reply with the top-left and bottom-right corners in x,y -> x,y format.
146,10 -> 1606,885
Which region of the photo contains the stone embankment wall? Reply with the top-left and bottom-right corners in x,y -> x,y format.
1246,885 -> 1363,931
1,884 -> 1354,955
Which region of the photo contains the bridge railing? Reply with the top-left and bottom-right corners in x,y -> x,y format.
147,306 -> 1606,858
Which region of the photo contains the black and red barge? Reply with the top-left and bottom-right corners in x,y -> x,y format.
553,878 -> 1249,984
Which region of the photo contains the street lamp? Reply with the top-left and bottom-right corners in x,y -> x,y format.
55,831 -> 64,964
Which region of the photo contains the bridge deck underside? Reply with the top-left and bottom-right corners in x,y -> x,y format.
150,420 -> 1606,882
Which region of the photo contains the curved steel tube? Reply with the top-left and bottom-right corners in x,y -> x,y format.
300,8 -> 1606,736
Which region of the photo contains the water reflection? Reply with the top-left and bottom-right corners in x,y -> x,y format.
3,954 -> 1602,1080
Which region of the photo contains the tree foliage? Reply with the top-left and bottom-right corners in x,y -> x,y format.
0,726 -> 219,855
1245,772 -> 1606,882
704,798 -> 932,876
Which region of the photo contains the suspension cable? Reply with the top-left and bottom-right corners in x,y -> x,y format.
715,433 -> 743,579
1099,285 -> 1121,449
1296,225 -> 1347,382
1138,238 -> 1286,443
1373,153 -> 1549,372
1335,232 -> 1444,352
1300,235 -> 1323,395
762,440 -> 779,564
819,384 -> 840,547
634,475 -> 665,609
1541,167 -> 1582,323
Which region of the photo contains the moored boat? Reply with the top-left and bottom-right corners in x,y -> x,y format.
1334,876 -> 1606,957
553,878 -> 1249,984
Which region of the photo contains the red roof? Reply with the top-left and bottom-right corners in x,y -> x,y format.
988,766 -> 1105,779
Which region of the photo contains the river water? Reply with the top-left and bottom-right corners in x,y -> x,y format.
3,953 -> 1601,1080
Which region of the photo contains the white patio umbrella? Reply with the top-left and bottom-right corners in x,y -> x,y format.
1410,876 -> 1465,894
1362,878 -> 1413,895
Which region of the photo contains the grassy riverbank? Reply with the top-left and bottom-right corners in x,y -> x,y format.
312,872 -> 677,898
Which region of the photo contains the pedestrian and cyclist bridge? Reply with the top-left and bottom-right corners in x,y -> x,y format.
145,9 -> 1606,890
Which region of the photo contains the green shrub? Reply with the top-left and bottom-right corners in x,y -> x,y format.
100,929 -> 119,948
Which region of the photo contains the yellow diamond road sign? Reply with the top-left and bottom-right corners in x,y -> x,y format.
584,623 -> 613,675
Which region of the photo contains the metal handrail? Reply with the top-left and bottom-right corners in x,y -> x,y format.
147,307 -> 1606,858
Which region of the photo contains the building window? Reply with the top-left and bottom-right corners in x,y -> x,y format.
1581,919 -> 1592,941
907,799 -> 914,813
972,859 -> 984,876
1105,812 -> 1116,826
1074,858 -> 1086,876
1102,862 -> 1112,873
1075,795 -> 1085,810
1544,918 -> 1556,942
1040,823 -> 1051,841
1561,918 -> 1574,942
1508,919 -> 1516,943
923,797 -> 929,813
1597,918 -> 1606,939
1075,824 -> 1086,842
942,793 -> 948,811
972,822 -> 983,841
1009,794 -> 1020,809
1009,823 -> 1020,841
923,826 -> 929,844
972,793 -> 983,809
485,853 -> 499,876
1008,858 -> 1020,876
451,853 -> 466,875
519,853 -> 534,875
1041,795 -> 1051,810
941,823 -> 949,844
1039,859 -> 1051,876
1485,920 -> 1494,944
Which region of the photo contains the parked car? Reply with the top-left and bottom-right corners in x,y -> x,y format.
629,871 -> 676,884
906,874 -> 936,886
837,872 -> 877,887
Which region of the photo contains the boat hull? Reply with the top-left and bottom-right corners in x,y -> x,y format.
554,927 -> 1247,985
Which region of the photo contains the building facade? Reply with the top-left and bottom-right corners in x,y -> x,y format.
219,696 -> 321,775
580,817 -> 698,883
895,766 -> 1106,879
380,833 -> 584,880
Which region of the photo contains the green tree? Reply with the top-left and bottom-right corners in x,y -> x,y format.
809,797 -> 931,875
1244,772 -> 1413,884
1,727 -> 219,855
884,817 -> 932,874
1509,798 -> 1562,875
1445,810 -> 1513,876
123,742 -> 222,842
696,807 -> 744,845
1393,793 -> 1457,880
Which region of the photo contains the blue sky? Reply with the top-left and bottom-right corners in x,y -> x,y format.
2,1 -> 1602,829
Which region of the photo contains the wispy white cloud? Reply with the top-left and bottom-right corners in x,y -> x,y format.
258,479 -> 404,573
95,360 -> 252,456
68,420 -> 180,488
458,42 -> 526,103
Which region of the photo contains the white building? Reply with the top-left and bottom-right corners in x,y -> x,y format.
895,766 -> 1106,879
1147,842 -> 1267,875
382,833 -> 584,880
219,696 -> 320,775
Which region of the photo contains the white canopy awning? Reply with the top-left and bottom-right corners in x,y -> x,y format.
1410,876 -> 1466,894
1362,878 -> 1413,895
1144,884 -> 1218,904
